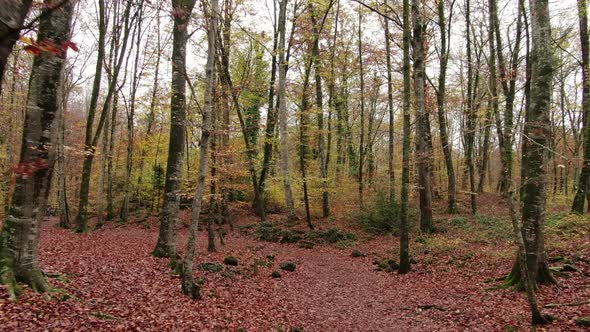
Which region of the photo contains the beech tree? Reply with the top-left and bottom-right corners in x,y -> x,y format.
153,0 -> 197,258
0,0 -> 74,299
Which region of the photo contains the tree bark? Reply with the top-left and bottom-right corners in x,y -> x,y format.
505,0 -> 556,295
153,0 -> 196,258
0,0 -> 33,94
399,0 -> 412,274
464,0 -> 477,214
357,5 -> 366,209
435,0 -> 458,213
384,0 -> 395,203
277,0 -> 296,220
0,0 -> 73,299
181,0 -> 217,299
412,0 -> 433,233
572,0 -> 590,214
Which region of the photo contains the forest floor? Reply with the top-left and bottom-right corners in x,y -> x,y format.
1,194 -> 589,331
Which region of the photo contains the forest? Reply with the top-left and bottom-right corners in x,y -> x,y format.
0,0 -> 589,330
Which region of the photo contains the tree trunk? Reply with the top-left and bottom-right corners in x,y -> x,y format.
572,0 -> 590,214
57,70 -> 70,228
311,5 -> 329,218
181,0 -> 217,299
399,0 -> 412,274
0,0 -> 73,299
277,0 -> 296,220
436,0 -> 458,213
256,0 -> 280,221
505,0 -> 557,296
136,2 -> 162,208
412,0 -> 433,233
122,1 -> 145,222
384,0 -> 395,203
357,6 -> 366,209
76,0 -> 133,232
153,0 -> 196,258
0,0 -> 33,94
464,0 -> 477,214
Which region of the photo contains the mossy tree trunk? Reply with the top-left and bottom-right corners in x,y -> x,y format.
0,0 -> 73,300
152,0 -> 196,258
506,0 -> 556,294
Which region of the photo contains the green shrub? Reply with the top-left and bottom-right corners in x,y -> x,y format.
312,228 -> 356,244
279,262 -> 296,272
198,263 -> 223,272
256,221 -> 283,242
357,191 -> 402,235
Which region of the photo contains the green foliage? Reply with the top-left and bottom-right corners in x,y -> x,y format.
197,263 -> 223,273
309,228 -> 357,246
255,221 -> 306,243
546,213 -> 590,238
373,258 -> 399,272
450,216 -> 469,229
271,271 -> 282,278
255,222 -> 283,242
279,262 -> 296,272
151,164 -> 165,190
357,192 -> 402,235
351,249 -> 365,257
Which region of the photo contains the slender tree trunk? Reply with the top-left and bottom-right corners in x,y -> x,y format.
299,40 -> 313,230
256,0 -> 279,221
0,0 -> 73,299
57,70 -> 70,228
106,92 -> 119,220
153,0 -> 196,258
572,0 -> 590,214
76,0 -> 133,232
122,1 -> 145,222
357,6 -> 366,209
277,0 -> 296,220
384,0 -> 395,203
412,0 -> 433,233
181,0 -> 217,299
95,93 -> 111,228
136,3 -> 162,208
465,0 -> 477,214
399,0 -> 412,274
311,6 -> 329,218
436,0 -> 457,213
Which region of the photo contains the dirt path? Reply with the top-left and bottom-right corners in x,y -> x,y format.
0,217 -> 588,331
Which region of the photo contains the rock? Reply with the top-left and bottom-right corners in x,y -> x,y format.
280,262 -> 296,272
351,250 -> 365,257
223,256 -> 239,266
271,271 -> 282,278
